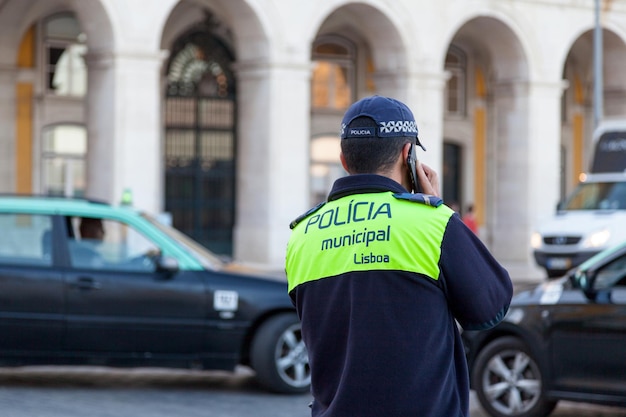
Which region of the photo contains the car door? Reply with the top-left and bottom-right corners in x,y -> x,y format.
548,253 -> 626,396
63,215 -> 208,356
0,213 -> 65,353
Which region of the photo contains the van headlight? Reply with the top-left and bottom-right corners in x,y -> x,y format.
581,229 -> 610,248
530,232 -> 542,249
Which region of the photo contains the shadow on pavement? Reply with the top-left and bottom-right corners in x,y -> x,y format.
0,365 -> 266,392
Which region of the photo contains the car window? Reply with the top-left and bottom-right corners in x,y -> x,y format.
594,254 -> 626,290
67,216 -> 160,272
0,213 -> 53,266
142,213 -> 223,270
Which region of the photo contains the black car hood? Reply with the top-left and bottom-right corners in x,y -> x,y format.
509,276 -> 590,309
510,277 -> 570,307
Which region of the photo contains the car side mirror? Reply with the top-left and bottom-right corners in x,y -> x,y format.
571,269 -> 586,289
571,269 -> 597,299
155,255 -> 179,276
574,268 -> 616,303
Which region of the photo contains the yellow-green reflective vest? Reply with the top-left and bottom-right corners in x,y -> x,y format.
286,191 -> 454,293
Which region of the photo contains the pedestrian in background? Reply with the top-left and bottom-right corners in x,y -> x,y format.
462,203 -> 478,234
285,95 -> 512,417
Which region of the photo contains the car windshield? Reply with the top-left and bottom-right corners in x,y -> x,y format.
140,213 -> 224,270
562,181 -> 626,210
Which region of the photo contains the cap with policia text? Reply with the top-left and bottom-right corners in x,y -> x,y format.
340,95 -> 426,151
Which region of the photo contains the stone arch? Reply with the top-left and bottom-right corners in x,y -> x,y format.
562,28 -> 626,197
160,0 -> 272,257
0,0 -> 114,195
445,16 -> 530,83
309,2 -> 410,98
161,0 -> 271,63
443,15 -> 531,258
306,2 -> 410,205
70,0 -> 114,52
0,0 -> 115,62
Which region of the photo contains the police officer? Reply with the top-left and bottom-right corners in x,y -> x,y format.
285,95 -> 512,417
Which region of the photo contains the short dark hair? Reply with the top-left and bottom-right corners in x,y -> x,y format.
340,116 -> 412,174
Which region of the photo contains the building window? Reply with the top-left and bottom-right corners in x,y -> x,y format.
445,46 -> 467,116
43,12 -> 87,97
310,135 -> 344,204
41,124 -> 87,197
312,36 -> 355,111
310,36 -> 355,204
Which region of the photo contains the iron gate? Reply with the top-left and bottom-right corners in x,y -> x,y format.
165,26 -> 236,256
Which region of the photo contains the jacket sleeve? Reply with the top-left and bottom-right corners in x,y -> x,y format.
438,213 -> 513,330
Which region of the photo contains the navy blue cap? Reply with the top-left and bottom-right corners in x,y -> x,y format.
340,95 -> 425,150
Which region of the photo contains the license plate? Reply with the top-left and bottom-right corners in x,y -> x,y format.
547,257 -> 571,269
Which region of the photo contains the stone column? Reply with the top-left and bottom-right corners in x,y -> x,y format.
526,80 -> 566,242
85,50 -> 166,214
233,60 -> 311,267
0,65 -> 16,192
490,79 -> 563,271
604,86 -> 626,117
405,69 -> 448,176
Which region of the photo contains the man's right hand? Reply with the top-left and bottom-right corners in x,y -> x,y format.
417,163 -> 440,197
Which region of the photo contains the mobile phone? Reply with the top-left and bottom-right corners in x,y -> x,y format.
407,143 -> 423,193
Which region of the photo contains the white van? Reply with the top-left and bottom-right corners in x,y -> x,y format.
532,120 -> 626,277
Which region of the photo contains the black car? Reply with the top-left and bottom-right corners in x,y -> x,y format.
0,195 -> 309,393
463,240 -> 626,417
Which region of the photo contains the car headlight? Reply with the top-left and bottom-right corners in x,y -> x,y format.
530,232 -> 542,249
581,228 -> 610,248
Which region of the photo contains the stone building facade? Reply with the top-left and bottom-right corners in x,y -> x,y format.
1,0 -> 625,276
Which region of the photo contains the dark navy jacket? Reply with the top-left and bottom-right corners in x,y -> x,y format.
286,175 -> 512,417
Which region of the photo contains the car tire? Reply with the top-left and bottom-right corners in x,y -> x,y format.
250,313 -> 310,394
472,336 -> 557,417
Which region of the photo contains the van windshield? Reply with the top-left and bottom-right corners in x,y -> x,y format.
563,181 -> 626,210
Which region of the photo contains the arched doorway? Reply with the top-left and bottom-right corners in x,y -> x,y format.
164,20 -> 236,256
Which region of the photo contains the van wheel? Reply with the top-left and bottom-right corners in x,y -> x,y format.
250,313 -> 310,394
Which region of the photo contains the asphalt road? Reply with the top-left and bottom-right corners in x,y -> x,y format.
0,366 -> 308,417
0,366 -> 625,417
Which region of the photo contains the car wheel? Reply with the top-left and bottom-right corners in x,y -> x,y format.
472,336 -> 557,417
250,313 -> 310,394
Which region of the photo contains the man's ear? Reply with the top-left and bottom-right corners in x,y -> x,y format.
402,142 -> 412,164
340,152 -> 350,173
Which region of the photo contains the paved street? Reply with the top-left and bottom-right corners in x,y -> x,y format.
0,366 -> 625,417
0,366 -> 309,417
